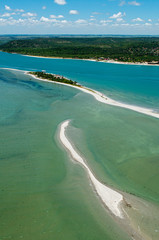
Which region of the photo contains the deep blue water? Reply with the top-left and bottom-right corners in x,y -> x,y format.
0,51 -> 159,109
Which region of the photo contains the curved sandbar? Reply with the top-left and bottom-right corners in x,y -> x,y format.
1,68 -> 159,119
59,120 -> 124,218
28,71 -> 159,119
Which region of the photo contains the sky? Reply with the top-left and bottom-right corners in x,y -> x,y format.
0,0 -> 159,35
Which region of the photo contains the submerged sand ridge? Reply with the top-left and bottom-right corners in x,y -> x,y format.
59,120 -> 124,218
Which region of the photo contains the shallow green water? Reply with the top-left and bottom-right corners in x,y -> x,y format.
0,69 -> 131,240
0,53 -> 159,239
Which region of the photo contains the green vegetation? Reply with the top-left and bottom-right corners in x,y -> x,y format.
0,37 -> 159,63
0,35 -> 53,45
29,71 -> 79,86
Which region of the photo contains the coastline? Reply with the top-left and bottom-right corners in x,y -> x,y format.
99,59 -> 159,66
22,53 -> 159,66
59,120 -> 124,218
26,71 -> 159,119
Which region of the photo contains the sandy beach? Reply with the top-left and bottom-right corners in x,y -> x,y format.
59,120 -> 124,218
99,59 -> 159,66
22,54 -> 159,66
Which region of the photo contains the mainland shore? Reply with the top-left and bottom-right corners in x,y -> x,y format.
22,54 -> 159,67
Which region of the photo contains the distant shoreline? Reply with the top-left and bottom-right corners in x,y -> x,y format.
22,53 -> 159,66
1,50 -> 159,66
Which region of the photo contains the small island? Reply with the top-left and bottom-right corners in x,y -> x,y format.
28,70 -> 108,101
29,71 -> 80,86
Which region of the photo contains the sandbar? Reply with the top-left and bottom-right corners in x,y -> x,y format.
1,67 -> 159,119
59,120 -> 124,218
27,71 -> 159,119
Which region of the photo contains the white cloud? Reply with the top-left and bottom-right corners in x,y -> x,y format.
116,18 -> 124,22
92,12 -> 101,15
0,17 -> 39,26
61,20 -> 68,24
148,19 -> 152,22
1,12 -> 17,18
42,6 -> 46,10
1,13 -> 11,17
51,19 -> 59,23
50,15 -> 64,18
75,19 -> 87,24
100,20 -> 113,25
54,0 -> 66,5
39,18 -> 69,25
16,18 -> 25,24
131,23 -> 140,26
112,23 -> 119,27
132,17 -> 143,22
50,15 -> 56,18
119,1 -> 126,6
0,13 -> 69,27
128,1 -> 141,6
22,12 -> 37,17
69,10 -> 79,15
58,15 -> 64,18
0,18 -> 5,21
121,23 -> 130,26
39,17 -> 66,24
100,21 -> 108,26
100,20 -> 113,23
15,9 -> 24,12
144,23 -> 152,26
5,5 -> 11,11
40,16 -> 50,22
109,12 -> 125,19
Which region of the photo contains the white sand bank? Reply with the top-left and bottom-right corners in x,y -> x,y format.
1,67 -> 159,119
27,72 -> 159,119
59,120 -> 124,218
88,89 -> 159,119
99,59 -> 159,67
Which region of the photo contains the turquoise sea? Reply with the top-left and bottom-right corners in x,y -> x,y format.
0,52 -> 159,240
